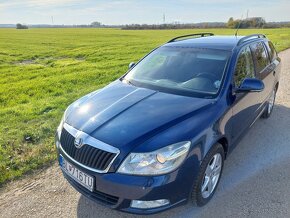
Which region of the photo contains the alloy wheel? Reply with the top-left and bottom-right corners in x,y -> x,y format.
201,153 -> 222,199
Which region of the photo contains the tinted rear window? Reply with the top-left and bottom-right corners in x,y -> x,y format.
250,42 -> 270,73
266,41 -> 277,61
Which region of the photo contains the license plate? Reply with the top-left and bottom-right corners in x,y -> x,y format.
59,155 -> 94,192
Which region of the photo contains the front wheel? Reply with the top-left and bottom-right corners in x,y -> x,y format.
262,88 -> 277,119
191,143 -> 225,206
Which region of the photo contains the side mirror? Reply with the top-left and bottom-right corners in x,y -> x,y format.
128,62 -> 135,69
236,78 -> 264,93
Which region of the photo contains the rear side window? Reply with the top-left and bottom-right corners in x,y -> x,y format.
250,42 -> 270,73
266,41 -> 277,61
234,46 -> 255,87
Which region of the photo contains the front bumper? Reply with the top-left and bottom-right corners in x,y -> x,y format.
57,148 -> 199,214
63,172 -> 187,214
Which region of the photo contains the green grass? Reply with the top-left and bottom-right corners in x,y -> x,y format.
1,28 -> 290,185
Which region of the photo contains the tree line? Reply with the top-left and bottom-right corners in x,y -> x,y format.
14,18 -> 290,30
16,23 -> 28,29
227,17 -> 266,28
122,17 -> 290,30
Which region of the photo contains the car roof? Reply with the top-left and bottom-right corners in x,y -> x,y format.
163,35 -> 263,51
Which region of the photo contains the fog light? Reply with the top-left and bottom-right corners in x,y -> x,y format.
131,199 -> 170,209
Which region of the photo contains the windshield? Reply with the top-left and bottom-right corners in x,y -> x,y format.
123,46 -> 231,98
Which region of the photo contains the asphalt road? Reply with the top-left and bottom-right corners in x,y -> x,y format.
0,49 -> 290,218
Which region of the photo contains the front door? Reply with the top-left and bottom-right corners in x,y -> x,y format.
231,45 -> 261,141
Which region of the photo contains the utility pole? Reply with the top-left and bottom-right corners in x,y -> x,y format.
163,13 -> 166,24
246,9 -> 249,19
51,16 -> 54,25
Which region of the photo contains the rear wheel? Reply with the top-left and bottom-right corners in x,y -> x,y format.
191,143 -> 224,206
262,88 -> 277,118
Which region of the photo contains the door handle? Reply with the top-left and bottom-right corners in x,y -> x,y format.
269,64 -> 276,71
273,71 -> 276,76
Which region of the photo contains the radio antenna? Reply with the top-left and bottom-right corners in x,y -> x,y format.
235,14 -> 243,37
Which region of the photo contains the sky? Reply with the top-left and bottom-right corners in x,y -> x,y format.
0,0 -> 289,25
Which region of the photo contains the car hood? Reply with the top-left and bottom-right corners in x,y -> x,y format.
65,80 -> 214,149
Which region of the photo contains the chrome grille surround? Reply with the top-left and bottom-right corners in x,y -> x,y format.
59,123 -> 120,173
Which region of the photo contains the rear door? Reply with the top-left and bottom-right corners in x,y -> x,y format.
231,46 -> 260,141
264,40 -> 280,87
249,42 -> 272,106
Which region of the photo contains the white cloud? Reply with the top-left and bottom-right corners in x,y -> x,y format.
0,0 -> 79,9
0,0 -> 289,24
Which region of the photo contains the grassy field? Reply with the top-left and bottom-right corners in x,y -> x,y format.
0,28 -> 290,185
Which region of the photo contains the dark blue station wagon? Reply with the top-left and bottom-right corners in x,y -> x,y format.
55,33 -> 281,214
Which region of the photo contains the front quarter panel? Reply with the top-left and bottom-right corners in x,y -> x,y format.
122,98 -> 231,196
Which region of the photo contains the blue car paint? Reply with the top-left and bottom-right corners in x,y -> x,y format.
57,35 -> 280,214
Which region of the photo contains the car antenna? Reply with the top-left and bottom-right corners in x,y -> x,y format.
235,14 -> 244,37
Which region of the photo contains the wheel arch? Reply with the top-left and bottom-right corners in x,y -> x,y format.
216,136 -> 229,159
275,82 -> 279,90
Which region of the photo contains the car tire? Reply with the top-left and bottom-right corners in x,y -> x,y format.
191,143 -> 225,207
261,87 -> 277,119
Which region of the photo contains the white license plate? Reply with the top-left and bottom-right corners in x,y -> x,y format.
59,155 -> 94,192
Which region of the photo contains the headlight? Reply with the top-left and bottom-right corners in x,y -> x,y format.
117,141 -> 191,175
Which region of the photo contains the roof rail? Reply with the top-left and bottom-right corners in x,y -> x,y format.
237,34 -> 266,46
167,33 -> 214,43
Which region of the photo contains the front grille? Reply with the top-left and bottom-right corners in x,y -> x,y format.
60,128 -> 116,171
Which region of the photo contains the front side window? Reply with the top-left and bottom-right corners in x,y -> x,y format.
234,46 -> 255,87
123,47 -> 231,98
250,42 -> 270,73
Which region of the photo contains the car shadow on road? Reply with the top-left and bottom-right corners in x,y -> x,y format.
76,104 -> 290,218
